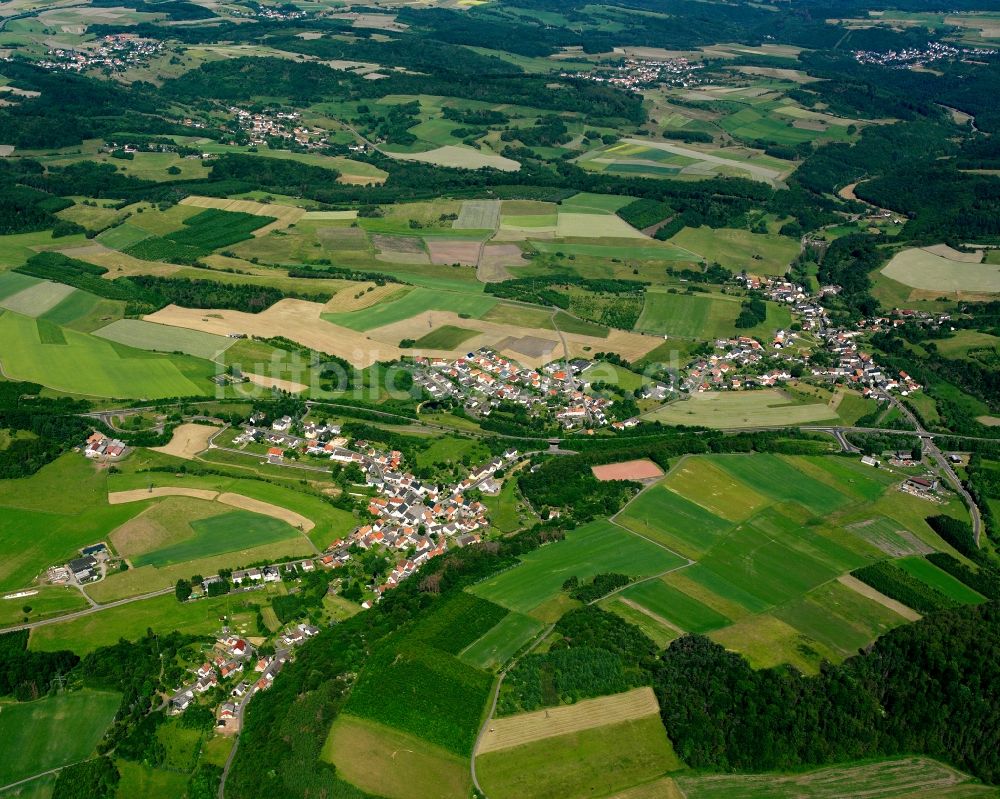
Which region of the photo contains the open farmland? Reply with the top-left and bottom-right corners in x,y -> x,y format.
881,247 -> 1000,294
0,279 -> 76,317
383,144 -> 520,171
469,519 -> 688,618
322,287 -> 497,331
476,714 -> 683,799
178,195 -> 305,236
668,226 -> 798,275
454,199 -> 501,230
412,324 -> 480,349
93,319 -> 235,359
459,611 -> 546,671
0,310 -> 213,399
607,454 -> 935,670
646,389 -> 838,428
0,690 -> 121,787
323,715 -> 471,799
592,459 -> 664,481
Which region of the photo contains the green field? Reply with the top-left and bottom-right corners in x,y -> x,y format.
469,519 -> 687,616
669,226 -> 798,276
620,578 -> 731,633
412,324 -> 480,349
476,716 -> 683,799
0,585 -> 90,628
0,456 -> 147,592
323,715 -> 471,799
132,510 -> 301,568
93,319 -> 235,360
114,761 -> 190,799
617,485 -> 732,558
38,289 -> 104,328
895,557 -> 986,604
0,280 -> 76,317
29,592 -> 257,653
323,287 -> 496,331
636,290 -> 791,339
458,611 -> 546,670
0,311 -> 213,399
710,454 -> 851,516
0,690 -> 120,786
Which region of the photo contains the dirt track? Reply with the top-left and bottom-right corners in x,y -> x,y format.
476,687 -> 659,754
838,574 -> 921,621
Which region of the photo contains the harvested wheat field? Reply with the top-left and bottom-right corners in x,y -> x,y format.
108,487 -> 314,531
478,687 -> 660,754
328,283 -> 409,312
150,423 -> 220,459
179,195 -> 304,235
144,300 -> 403,367
478,244 -> 524,282
244,372 -> 308,393
592,459 -> 664,481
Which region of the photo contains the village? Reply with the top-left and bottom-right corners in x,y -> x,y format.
39,34 -> 163,74
226,106 -> 327,149
852,40 -> 997,68
571,55 -> 705,89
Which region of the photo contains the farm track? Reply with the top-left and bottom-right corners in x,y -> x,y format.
3,587 -> 174,633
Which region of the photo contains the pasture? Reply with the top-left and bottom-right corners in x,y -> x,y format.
0,690 -> 120,786
93,319 -> 235,359
881,247 -> 1000,294
469,519 -> 687,617
636,289 -> 792,339
0,585 -> 89,628
668,226 -> 798,276
476,715 -> 682,799
0,310 -> 213,399
323,715 -> 471,799
646,389 -> 838,428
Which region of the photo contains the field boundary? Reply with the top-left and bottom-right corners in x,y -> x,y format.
837,574 -> 921,621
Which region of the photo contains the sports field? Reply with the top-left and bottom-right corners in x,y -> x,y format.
469,519 -> 687,617
0,311 -> 212,399
93,319 -> 235,360
476,714 -> 682,799
322,287 -> 497,331
882,247 -> 1000,294
131,509 -> 301,568
646,390 -> 838,428
323,715 -> 471,799
0,690 -> 120,786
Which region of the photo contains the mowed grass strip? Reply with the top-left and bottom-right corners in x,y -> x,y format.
469,519 -> 687,615
620,578 -> 731,633
476,715 -> 683,799
478,687 -> 660,754
131,509 -> 300,568
323,287 -> 497,331
0,690 -> 121,786
0,280 -> 76,317
617,484 -> 733,559
323,715 -> 471,799
459,611 -> 546,671
93,318 -> 235,360
895,556 -> 986,604
0,311 -> 210,399
38,288 -> 102,327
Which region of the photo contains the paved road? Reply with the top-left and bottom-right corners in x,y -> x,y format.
4,587 -> 174,633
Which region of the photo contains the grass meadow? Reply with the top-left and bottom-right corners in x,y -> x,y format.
458,611 -> 546,671
322,287 -> 496,331
635,289 -> 791,340
0,690 -> 120,786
